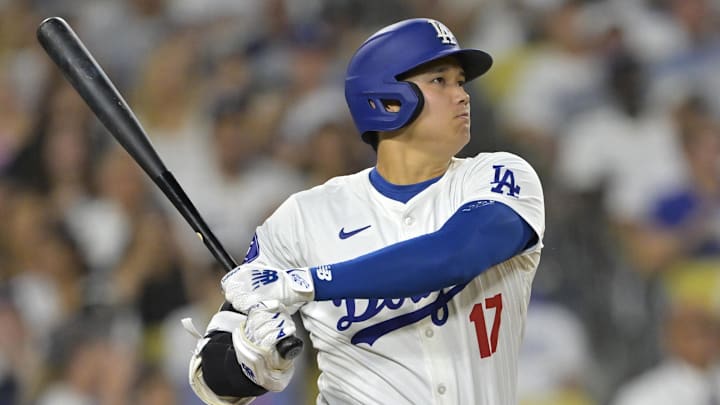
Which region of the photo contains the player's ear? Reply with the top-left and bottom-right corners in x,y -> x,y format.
375,99 -> 401,113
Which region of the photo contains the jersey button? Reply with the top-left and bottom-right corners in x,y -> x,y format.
403,216 -> 414,226
425,328 -> 434,338
437,384 -> 446,395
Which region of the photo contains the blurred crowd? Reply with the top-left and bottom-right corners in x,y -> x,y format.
1,0 -> 720,404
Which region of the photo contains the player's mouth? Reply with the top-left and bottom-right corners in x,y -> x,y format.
456,112 -> 470,121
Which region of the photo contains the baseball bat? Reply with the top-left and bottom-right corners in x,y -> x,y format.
36,16 -> 303,361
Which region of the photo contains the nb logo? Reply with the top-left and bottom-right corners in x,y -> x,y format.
490,165 -> 520,197
241,363 -> 256,382
316,265 -> 333,281
428,19 -> 457,45
251,269 -> 279,289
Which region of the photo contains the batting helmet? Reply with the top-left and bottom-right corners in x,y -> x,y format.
345,18 -> 493,144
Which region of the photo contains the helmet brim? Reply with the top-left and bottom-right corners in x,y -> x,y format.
452,49 -> 493,81
396,48 -> 493,82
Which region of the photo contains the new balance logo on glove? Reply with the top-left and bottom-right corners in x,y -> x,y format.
251,269 -> 279,289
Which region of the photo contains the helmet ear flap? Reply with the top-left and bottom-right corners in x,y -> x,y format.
404,81 -> 425,128
358,81 -> 424,145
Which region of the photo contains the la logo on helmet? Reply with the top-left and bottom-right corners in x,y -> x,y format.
428,20 -> 457,45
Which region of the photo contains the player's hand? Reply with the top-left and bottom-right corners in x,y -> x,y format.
221,266 -> 314,312
184,304 -> 299,403
232,303 -> 297,391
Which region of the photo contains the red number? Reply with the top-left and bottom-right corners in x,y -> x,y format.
469,293 -> 503,358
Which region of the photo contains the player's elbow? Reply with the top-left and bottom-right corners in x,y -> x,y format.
446,241 -> 488,284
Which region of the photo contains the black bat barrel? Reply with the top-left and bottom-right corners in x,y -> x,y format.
37,17 -> 166,177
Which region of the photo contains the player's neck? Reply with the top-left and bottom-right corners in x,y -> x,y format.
375,143 -> 451,185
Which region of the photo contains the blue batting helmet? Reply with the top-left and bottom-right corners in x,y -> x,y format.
344,18 -> 493,144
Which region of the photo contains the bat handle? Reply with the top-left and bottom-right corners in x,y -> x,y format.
155,171 -> 238,272
156,172 -> 304,358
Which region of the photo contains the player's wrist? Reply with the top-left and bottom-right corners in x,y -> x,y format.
221,266 -> 315,312
283,267 -> 315,303
183,311 -> 264,404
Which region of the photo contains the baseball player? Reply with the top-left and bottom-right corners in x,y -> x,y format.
186,18 -> 545,405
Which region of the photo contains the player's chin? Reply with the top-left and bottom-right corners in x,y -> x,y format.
452,121 -> 471,142
449,127 -> 470,154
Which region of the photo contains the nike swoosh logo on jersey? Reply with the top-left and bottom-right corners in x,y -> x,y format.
338,225 -> 371,239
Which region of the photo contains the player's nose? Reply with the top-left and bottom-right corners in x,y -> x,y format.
454,85 -> 470,104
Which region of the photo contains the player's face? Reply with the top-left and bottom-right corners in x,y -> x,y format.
402,57 -> 470,155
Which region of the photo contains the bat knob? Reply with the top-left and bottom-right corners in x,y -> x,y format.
277,336 -> 304,360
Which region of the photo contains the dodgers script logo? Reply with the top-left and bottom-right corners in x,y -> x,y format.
333,283 -> 467,346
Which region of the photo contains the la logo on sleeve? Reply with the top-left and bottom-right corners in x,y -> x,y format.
490,165 -> 520,197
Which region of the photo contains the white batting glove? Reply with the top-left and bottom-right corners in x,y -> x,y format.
232,303 -> 297,392
221,266 -> 314,313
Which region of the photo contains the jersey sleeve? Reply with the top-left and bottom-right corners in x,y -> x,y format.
461,152 -> 545,250
240,195 -> 305,270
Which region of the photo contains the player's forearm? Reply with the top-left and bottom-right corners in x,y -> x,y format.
310,200 -> 536,299
200,330 -> 268,398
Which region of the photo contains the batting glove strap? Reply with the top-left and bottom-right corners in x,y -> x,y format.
207,309 -> 247,334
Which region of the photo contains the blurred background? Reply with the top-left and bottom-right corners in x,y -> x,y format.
1,0 -> 720,404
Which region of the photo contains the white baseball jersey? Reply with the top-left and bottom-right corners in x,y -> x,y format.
245,152 -> 545,405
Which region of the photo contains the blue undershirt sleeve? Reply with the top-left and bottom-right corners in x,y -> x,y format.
310,200 -> 537,300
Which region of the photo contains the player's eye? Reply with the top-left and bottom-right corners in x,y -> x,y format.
431,76 -> 446,85
458,79 -> 466,87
